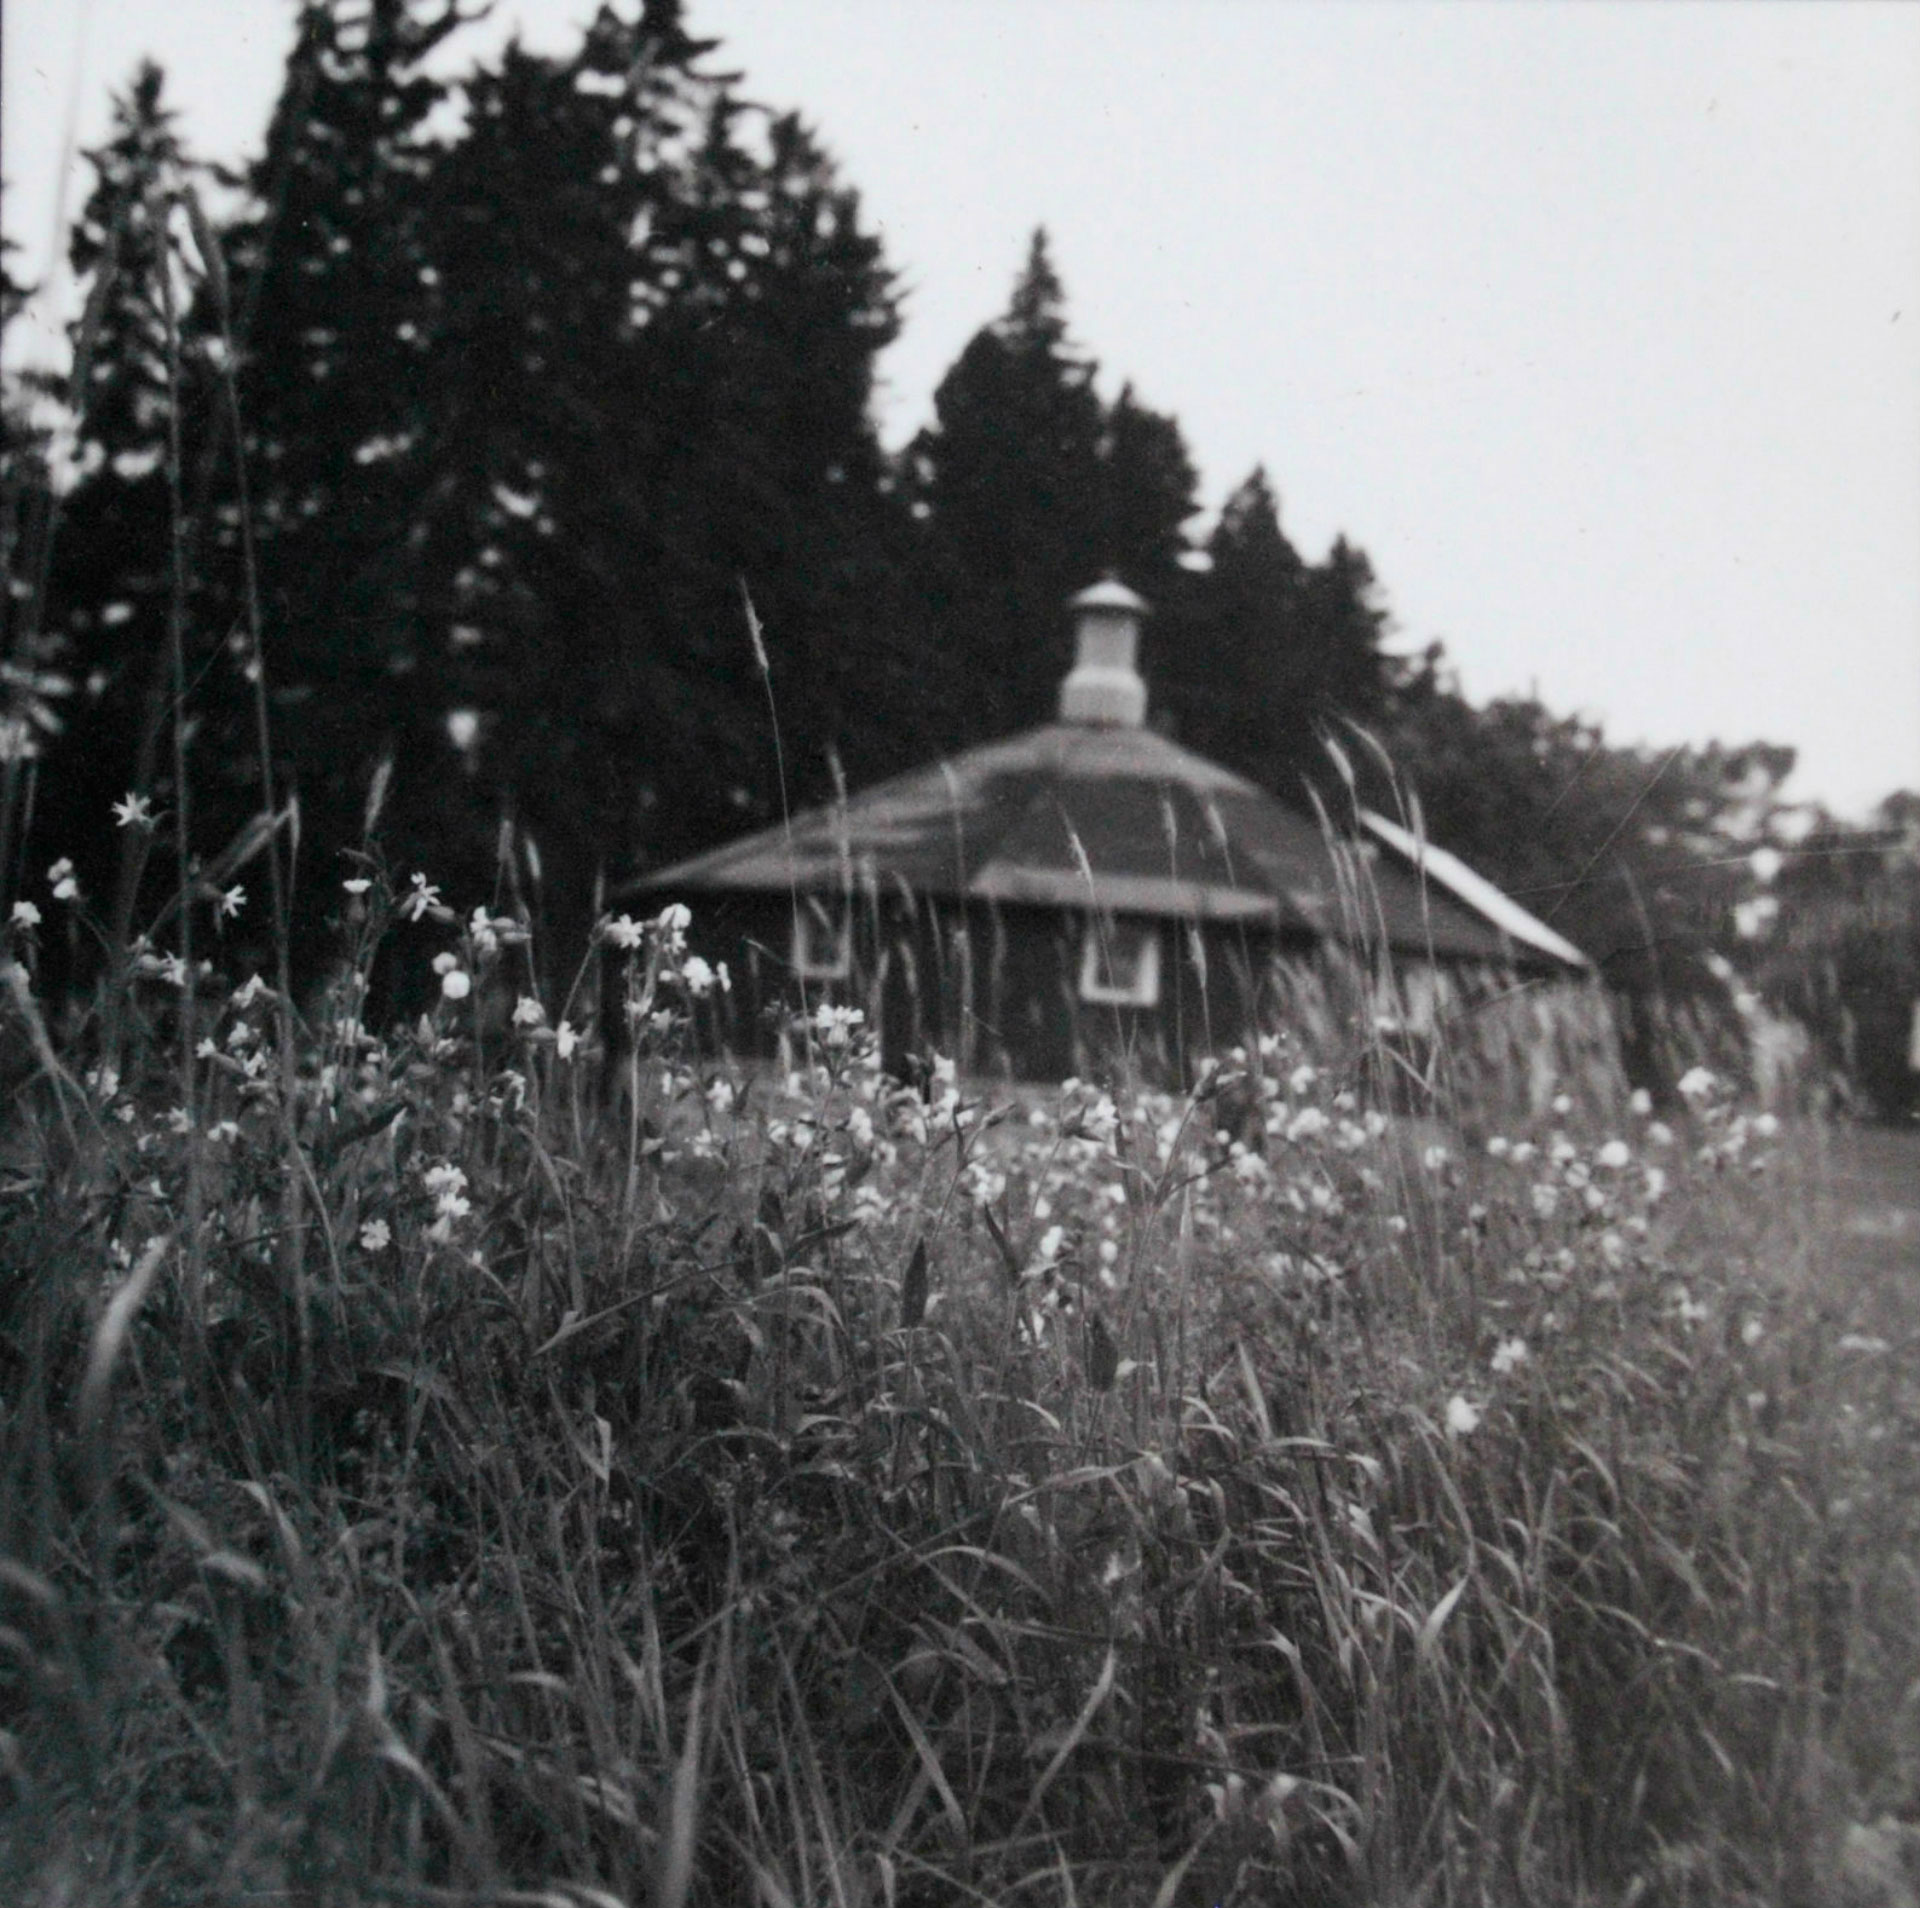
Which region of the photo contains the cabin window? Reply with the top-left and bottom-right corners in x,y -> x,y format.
792,895 -> 851,980
1079,916 -> 1161,1008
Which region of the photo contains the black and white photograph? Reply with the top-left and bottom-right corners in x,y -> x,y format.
2,2 -> 1917,1901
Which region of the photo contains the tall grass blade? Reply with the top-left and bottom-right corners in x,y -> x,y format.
78,1234 -> 168,1436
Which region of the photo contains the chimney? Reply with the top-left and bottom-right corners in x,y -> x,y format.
1059,577 -> 1150,727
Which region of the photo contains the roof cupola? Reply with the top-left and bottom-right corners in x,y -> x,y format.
1059,577 -> 1150,728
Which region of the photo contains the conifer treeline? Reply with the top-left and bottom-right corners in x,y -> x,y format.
11,1 -> 1409,969
5,0 -> 1911,1111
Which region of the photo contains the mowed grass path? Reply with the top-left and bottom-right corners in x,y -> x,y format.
1816,1123 -> 1920,1289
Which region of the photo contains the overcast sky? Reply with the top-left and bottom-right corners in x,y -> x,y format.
7,0 -> 1918,817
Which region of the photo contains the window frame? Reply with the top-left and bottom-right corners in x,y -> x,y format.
1078,914 -> 1162,1008
791,894 -> 852,981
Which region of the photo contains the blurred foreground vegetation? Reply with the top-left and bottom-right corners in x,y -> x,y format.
2,878 -> 1919,1905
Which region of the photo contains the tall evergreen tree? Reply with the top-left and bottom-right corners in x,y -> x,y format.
1296,534 -> 1392,747
1099,382 -> 1199,608
906,235 -> 1203,747
410,4 -> 729,950
906,230 -> 1110,744
1155,467 -> 1390,796
1154,466 -> 1304,781
410,4 -> 907,959
215,0 -> 470,908
33,64 -> 211,929
649,105 -> 916,808
0,241 -> 60,910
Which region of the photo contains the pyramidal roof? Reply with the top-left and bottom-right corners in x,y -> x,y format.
641,586 -> 1587,974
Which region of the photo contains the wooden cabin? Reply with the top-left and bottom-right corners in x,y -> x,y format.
639,581 -> 1618,1109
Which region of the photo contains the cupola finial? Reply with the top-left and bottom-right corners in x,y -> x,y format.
1059,577 -> 1150,727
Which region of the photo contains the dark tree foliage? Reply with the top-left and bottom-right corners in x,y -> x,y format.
1752,795 -> 1920,1121
1377,655 -> 1810,1074
19,0 -> 911,985
410,7 -> 907,963
213,0 -> 470,933
403,12 -> 716,952
0,242 -> 60,915
906,231 -> 1199,747
1145,467 -> 1392,801
1152,468 -> 1300,778
1099,382 -> 1201,611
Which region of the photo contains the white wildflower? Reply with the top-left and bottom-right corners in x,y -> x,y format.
342,876 -> 372,896
961,1159 -> 1006,1208
1445,1394 -> 1481,1438
1486,1135 -> 1511,1159
1676,1067 -> 1718,1104
602,914 -> 644,950
809,1002 -> 865,1048
512,995 -> 546,1028
359,1218 -> 391,1252
468,905 -> 499,958
112,792 -> 154,829
1491,1336 -> 1529,1376
1596,1138 -> 1631,1171
400,874 -> 442,922
1836,1333 -> 1891,1356
48,859 -> 79,902
555,1021 -> 581,1059
440,968 -> 471,1001
10,900 -> 40,928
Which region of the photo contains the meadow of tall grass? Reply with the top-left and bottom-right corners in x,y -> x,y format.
2,836 -> 1917,1908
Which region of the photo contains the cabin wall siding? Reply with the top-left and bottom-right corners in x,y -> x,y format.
660,889 -> 1619,1119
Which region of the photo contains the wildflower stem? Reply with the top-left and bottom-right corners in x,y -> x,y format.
193,182 -> 313,1470
153,183 -> 207,1349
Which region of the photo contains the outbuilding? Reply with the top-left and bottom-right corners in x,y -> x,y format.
640,581 -> 1618,1108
